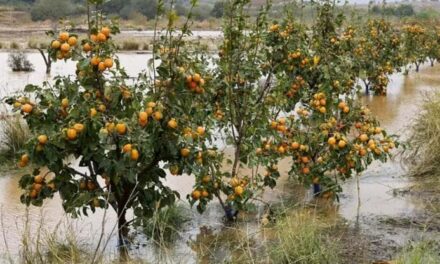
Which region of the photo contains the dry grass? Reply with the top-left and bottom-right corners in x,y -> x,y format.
402,92 -> 440,177
396,240 -> 440,264
0,114 -> 30,161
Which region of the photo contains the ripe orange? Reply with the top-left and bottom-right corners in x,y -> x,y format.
291,142 -> 300,150
67,36 -> 77,46
91,56 -> 101,66
328,137 -> 336,145
21,154 -> 29,164
167,118 -> 178,129
83,43 -> 92,52
106,122 -> 115,132
61,98 -> 69,108
139,111 -> 148,122
21,103 -> 33,113
29,190 -> 38,199
89,108 -> 97,117
90,34 -> 98,42
51,40 -> 61,49
338,101 -> 346,109
196,126 -> 205,135
67,128 -> 77,140
104,58 -> 113,68
202,175 -> 211,184
98,62 -> 106,71
147,102 -> 157,108
302,167 -> 310,174
277,146 -> 285,154
359,134 -> 368,142
202,190 -> 209,198
153,111 -> 163,121
116,123 -> 127,135
122,144 -> 132,153
192,190 -> 201,200
180,148 -> 190,157
34,175 -> 44,184
234,186 -> 244,196
343,106 -> 350,113
193,73 -> 201,83
130,149 -> 139,161
33,183 -> 43,192
338,140 -> 347,148
73,123 -> 84,133
101,26 -> 111,37
301,156 -> 309,163
97,32 -> 107,42
60,43 -> 70,52
186,75 -> 193,83
230,177 -> 240,187
38,135 -> 48,145
59,32 -> 69,42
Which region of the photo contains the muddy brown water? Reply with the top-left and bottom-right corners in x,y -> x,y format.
0,52 -> 440,262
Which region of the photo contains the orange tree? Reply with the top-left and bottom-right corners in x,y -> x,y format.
402,23 -> 428,73
191,0 -> 297,219
263,2 -> 399,198
352,19 -> 403,95
425,25 -> 440,67
5,0 -> 218,250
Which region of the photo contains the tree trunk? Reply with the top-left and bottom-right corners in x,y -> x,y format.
431,59 -> 434,67
116,186 -> 131,262
415,63 -> 420,72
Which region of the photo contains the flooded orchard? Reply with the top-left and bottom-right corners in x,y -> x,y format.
1,52 -> 440,263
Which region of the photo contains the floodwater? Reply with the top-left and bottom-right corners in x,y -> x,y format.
0,52 -> 439,262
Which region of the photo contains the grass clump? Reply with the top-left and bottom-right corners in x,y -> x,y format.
10,42 -> 20,49
0,114 -> 30,164
121,40 -> 140,51
403,92 -> 440,177
8,52 -> 34,72
143,204 -> 190,243
396,241 -> 440,264
268,209 -> 340,264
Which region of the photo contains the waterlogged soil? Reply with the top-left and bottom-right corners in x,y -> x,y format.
1,53 -> 440,263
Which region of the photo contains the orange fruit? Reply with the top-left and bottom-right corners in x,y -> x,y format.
67,128 -> 77,140
301,156 -> 309,163
146,107 -> 154,115
230,177 -> 240,187
202,190 -> 209,198
192,190 -> 201,200
167,118 -> 178,129
98,62 -> 106,71
51,40 -> 61,49
37,135 -> 48,145
180,148 -> 190,157
61,98 -> 69,108
21,154 -> 30,164
122,144 -> 132,153
202,175 -> 211,184
29,190 -> 38,199
101,26 -> 111,37
83,43 -> 92,52
116,123 -> 127,135
98,104 -> 106,112
338,101 -> 346,109
97,32 -> 107,42
302,167 -> 310,174
343,106 -> 350,113
91,56 -> 101,66
90,108 -> 97,117
328,137 -> 336,145
147,102 -> 157,108
291,142 -> 300,150
196,126 -> 205,135
73,123 -> 84,133
359,134 -> 369,142
192,73 -> 201,83
130,149 -> 139,161
234,186 -> 244,196
90,34 -> 98,42
104,58 -> 113,68
32,183 -> 43,192
277,146 -> 285,154
59,32 -> 69,42
139,112 -> 148,122
34,175 -> 44,184
153,111 -> 163,121
67,36 -> 77,46
60,43 -> 70,52
338,140 -> 347,148
21,103 -> 33,113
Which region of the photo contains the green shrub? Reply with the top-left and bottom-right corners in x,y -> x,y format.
0,114 -> 30,160
396,241 -> 440,264
7,52 -> 34,72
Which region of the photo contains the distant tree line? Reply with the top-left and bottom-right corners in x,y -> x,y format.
370,4 -> 415,18
0,0 -> 226,21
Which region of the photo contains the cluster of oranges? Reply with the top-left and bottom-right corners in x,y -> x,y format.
90,56 -> 114,72
285,75 -> 305,98
65,123 -> 85,141
122,144 -> 140,161
186,73 -> 205,94
51,32 -> 78,60
29,175 -> 45,198
136,101 -> 163,128
311,93 -> 327,114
